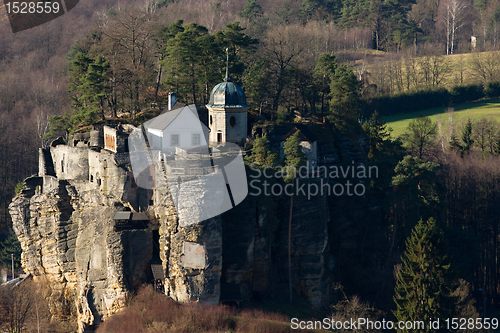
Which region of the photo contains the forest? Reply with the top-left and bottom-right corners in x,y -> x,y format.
3,0 -> 500,329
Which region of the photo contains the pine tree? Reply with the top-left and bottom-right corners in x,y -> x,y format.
313,53 -> 337,115
393,218 -> 455,332
239,0 -> 263,22
328,65 -> 360,132
243,57 -> 271,113
0,229 -> 21,270
77,56 -> 110,121
162,23 -> 211,104
460,119 -> 474,155
214,22 -> 258,82
363,111 -> 391,161
245,134 -> 278,168
47,53 -> 110,138
283,130 -> 307,182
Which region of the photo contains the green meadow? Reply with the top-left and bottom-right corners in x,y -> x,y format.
382,98 -> 500,137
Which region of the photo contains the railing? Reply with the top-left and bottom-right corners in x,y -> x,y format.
165,165 -> 218,175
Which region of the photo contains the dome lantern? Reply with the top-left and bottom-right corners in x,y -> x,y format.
206,49 -> 249,145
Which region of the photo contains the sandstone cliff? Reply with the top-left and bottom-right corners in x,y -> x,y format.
9,139 -> 223,332
9,124 -> 371,331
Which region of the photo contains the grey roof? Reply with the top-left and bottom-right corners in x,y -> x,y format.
146,107 -> 184,131
147,105 -> 210,132
113,211 -> 131,220
206,82 -> 249,108
113,211 -> 149,221
160,102 -> 186,114
131,212 -> 149,221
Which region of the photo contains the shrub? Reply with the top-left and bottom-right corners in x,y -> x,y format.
97,286 -> 235,333
485,81 -> 500,98
14,181 -> 25,195
96,285 -> 321,333
277,107 -> 293,123
236,309 -> 292,333
450,83 -> 485,105
364,89 -> 450,117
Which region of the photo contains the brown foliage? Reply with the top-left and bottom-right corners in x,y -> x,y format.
0,0 -> 138,233
96,285 -> 317,333
0,276 -> 61,333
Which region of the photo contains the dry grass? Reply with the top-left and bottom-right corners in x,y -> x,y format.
96,285 -> 324,333
360,50 -> 500,94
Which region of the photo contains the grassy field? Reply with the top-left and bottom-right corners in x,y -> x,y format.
350,49 -> 500,94
383,98 -> 500,137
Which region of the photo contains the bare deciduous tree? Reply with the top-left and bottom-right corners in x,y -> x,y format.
469,51 -> 500,83
97,5 -> 156,118
262,24 -> 304,112
0,277 -> 54,333
439,0 -> 470,55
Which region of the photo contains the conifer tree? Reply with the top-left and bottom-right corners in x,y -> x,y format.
449,133 -> 462,153
393,218 -> 455,332
243,57 -> 271,113
313,53 -> 337,115
494,136 -> 500,155
283,130 -> 307,182
239,0 -> 262,21
77,56 -> 110,121
0,229 -> 21,270
245,134 -> 277,168
449,120 -> 474,156
162,23 -> 210,105
329,65 -> 360,131
214,22 -> 258,82
363,111 -> 391,161
47,53 -> 110,137
460,119 -> 474,155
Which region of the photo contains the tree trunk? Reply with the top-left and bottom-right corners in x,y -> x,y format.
155,62 -> 163,106
288,183 -> 294,304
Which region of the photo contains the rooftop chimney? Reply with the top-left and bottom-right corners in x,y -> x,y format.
168,92 -> 177,111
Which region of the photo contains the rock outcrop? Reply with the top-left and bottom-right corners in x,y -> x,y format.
9,154 -> 153,332
221,190 -> 333,308
9,134 -> 223,332
9,121 -> 372,331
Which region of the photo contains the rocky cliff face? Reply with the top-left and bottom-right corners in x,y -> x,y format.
9,125 -> 371,330
9,143 -> 223,332
151,180 -> 222,305
221,191 -> 333,308
9,171 -> 153,332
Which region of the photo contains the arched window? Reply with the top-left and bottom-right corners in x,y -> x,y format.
229,116 -> 236,128
210,115 -> 213,126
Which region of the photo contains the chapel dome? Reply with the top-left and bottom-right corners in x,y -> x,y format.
207,80 -> 249,108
